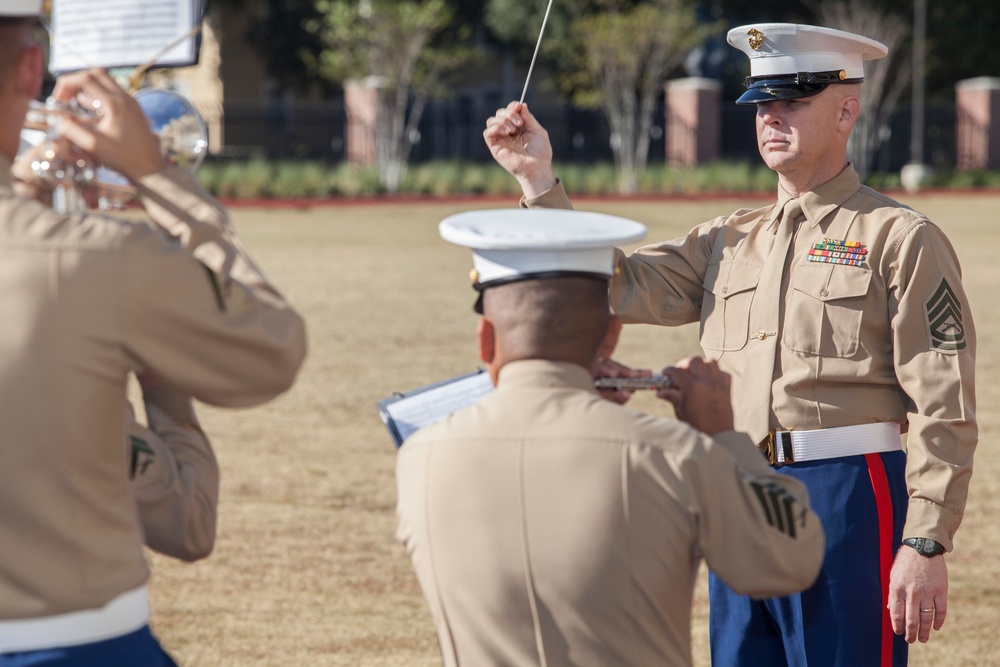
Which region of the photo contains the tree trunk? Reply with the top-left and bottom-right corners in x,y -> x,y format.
607,92 -> 641,194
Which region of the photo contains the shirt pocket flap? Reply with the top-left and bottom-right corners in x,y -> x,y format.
792,262 -> 872,302
704,260 -> 763,299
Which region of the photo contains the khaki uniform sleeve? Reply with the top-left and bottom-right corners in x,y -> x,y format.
681,430 -> 825,598
609,219 -> 726,326
888,220 -> 977,551
118,166 -> 307,407
127,385 -> 218,562
519,180 -> 574,210
519,177 -> 722,327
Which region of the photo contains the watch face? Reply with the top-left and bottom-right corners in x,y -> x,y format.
911,537 -> 943,556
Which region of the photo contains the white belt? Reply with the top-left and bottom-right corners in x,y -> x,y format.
0,585 -> 150,653
759,422 -> 902,467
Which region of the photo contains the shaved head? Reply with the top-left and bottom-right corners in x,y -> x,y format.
482,277 -> 612,366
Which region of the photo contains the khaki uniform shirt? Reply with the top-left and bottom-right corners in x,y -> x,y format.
0,157 -> 307,619
126,385 -> 218,562
396,360 -> 824,667
524,165 -> 976,550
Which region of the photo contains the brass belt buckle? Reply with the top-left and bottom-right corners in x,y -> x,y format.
758,430 -> 794,467
757,432 -> 777,465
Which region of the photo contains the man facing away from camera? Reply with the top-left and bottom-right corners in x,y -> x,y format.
395,208 -> 824,666
483,22 -> 976,667
0,2 -> 306,664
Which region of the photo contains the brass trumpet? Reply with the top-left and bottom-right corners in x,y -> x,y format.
19,88 -> 208,212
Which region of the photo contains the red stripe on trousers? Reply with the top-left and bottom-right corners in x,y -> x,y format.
865,452 -> 894,667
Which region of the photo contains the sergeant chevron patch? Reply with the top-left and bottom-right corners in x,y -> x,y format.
128,435 -> 155,479
749,481 -> 806,539
926,278 -> 967,351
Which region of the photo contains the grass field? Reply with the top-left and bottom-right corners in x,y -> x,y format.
144,192 -> 1000,665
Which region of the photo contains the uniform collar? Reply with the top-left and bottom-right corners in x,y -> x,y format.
772,162 -> 862,230
496,359 -> 596,393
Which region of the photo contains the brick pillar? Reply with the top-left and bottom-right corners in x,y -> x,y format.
956,77 -> 1000,170
344,77 -> 383,166
664,77 -> 721,167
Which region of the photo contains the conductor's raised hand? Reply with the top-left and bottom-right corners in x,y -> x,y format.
483,101 -> 557,199
657,357 -> 734,436
51,69 -> 165,185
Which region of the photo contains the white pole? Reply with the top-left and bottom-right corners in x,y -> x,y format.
909,0 -> 926,165
901,0 -> 931,192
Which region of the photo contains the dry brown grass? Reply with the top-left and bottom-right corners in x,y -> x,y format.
146,192 -> 1000,666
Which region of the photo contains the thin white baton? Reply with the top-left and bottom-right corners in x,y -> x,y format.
519,0 -> 556,104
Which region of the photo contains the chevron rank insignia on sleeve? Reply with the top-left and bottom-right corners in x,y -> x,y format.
925,278 -> 967,351
749,481 -> 808,539
128,435 -> 156,479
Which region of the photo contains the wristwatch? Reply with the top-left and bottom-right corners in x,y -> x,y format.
902,537 -> 946,557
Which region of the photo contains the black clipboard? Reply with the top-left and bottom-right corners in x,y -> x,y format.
377,369 -> 494,448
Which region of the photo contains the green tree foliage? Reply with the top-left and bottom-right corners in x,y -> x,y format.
574,2 -> 718,193
485,0 -> 619,101
302,0 -> 479,192
815,0 -> 910,180
486,0 -> 719,193
921,1 -> 1000,100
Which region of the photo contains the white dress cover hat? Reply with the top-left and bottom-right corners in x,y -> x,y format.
439,208 -> 647,312
727,23 -> 888,105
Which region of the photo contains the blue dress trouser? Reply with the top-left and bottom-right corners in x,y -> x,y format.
0,626 -> 176,667
710,451 -> 909,667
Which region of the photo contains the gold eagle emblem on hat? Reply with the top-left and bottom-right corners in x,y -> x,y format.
747,28 -> 765,51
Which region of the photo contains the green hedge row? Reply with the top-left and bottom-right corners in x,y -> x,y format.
195,159 -> 1000,200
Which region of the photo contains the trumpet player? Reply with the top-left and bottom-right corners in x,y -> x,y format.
0,2 -> 307,665
396,210 -> 824,666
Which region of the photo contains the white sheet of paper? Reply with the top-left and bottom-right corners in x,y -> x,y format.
49,0 -> 200,74
381,372 -> 494,446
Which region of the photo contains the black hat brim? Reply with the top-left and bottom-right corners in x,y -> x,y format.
736,71 -> 864,105
472,271 -> 610,314
735,81 -> 830,105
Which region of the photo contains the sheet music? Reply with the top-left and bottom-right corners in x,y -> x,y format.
50,0 -> 200,74
379,371 -> 494,447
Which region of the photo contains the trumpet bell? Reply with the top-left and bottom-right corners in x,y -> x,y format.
136,88 -> 208,171
18,88 -> 209,211
95,89 -> 209,208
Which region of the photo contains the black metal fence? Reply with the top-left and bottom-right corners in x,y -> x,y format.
197,100 -> 348,161
197,96 -> 958,171
871,103 -> 957,172
718,103 -> 958,172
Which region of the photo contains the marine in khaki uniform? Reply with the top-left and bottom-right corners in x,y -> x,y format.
0,5 -> 306,664
126,375 -> 218,562
484,22 -> 976,667
396,209 -> 824,666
